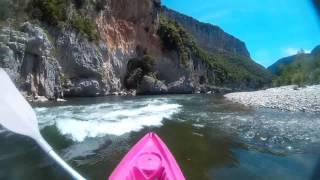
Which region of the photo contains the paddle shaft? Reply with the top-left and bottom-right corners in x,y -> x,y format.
36,136 -> 86,180
0,69 -> 86,179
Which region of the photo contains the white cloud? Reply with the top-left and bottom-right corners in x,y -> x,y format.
283,47 -> 311,56
284,48 -> 299,56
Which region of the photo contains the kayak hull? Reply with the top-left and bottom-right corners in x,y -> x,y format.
109,132 -> 185,180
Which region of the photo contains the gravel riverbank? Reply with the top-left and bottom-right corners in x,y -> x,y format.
224,85 -> 320,112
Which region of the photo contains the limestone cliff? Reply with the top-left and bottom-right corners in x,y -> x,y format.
0,23 -> 61,100
0,0 -> 272,100
161,6 -> 250,57
0,0 -> 162,99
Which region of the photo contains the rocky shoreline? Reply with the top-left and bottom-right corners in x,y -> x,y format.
28,80 -> 234,103
224,85 -> 320,113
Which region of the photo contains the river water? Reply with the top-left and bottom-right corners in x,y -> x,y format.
1,95 -> 320,180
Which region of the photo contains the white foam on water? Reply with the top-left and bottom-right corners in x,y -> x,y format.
34,99 -> 181,142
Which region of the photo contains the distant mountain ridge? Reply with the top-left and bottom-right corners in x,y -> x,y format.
268,47 -> 319,75
311,45 -> 320,56
268,54 -> 311,75
268,45 -> 320,85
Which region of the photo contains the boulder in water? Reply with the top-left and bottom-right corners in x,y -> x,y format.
137,75 -> 168,95
167,77 -> 194,94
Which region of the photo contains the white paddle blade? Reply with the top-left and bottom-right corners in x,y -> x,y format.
0,69 -> 86,179
0,68 -> 41,139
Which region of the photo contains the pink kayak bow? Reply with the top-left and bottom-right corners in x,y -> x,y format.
109,132 -> 185,180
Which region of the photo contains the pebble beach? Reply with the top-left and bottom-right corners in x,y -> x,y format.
225,85 -> 320,113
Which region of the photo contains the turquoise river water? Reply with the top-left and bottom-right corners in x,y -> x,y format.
0,94 -> 320,180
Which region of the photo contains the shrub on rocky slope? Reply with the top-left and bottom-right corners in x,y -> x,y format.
26,0 -> 99,41
124,55 -> 156,89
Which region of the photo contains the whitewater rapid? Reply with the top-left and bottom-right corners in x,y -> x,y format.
32,95 -> 320,154
35,98 -> 181,142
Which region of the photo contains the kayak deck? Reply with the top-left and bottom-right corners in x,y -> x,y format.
109,132 -> 185,180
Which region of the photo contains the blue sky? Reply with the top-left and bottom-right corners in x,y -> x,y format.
162,0 -> 320,67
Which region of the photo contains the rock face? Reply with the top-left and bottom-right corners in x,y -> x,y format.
161,6 -> 250,57
137,75 -> 168,94
96,0 -> 162,91
167,77 -> 194,94
56,31 -> 104,79
0,0 -> 271,99
0,22 -> 61,100
55,30 -> 111,96
0,0 -> 162,99
63,79 -> 102,97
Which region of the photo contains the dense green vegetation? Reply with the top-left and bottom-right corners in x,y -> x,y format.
124,55 -> 156,89
0,0 -> 99,41
204,50 -> 273,87
73,0 -> 85,9
27,0 -> 99,41
158,16 -> 191,66
71,15 -> 99,41
0,0 -> 13,22
28,0 -> 68,26
158,16 -> 273,87
272,52 -> 320,86
0,0 -> 30,26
